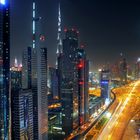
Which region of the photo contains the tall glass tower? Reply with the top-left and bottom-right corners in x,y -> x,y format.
61,29 -> 79,136
56,3 -> 62,68
0,0 -> 10,140
31,1 -> 48,139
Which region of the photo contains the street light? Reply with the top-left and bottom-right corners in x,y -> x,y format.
106,112 -> 111,118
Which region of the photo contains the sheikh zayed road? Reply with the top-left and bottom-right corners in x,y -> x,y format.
66,80 -> 140,140
83,81 -> 140,140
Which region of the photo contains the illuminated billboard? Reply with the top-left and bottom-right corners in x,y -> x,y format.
0,0 -> 5,5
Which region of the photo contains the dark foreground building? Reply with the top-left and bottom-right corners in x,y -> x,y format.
0,1 -> 10,139
11,89 -> 34,140
60,29 -> 89,136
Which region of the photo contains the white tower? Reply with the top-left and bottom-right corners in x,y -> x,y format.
56,3 -> 62,67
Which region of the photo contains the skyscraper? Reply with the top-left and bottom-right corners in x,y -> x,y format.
22,46 -> 32,89
32,46 -> 48,140
60,29 -> 89,136
119,58 -> 127,84
56,3 -> 62,67
31,1 -> 48,139
57,53 -> 63,99
49,67 -> 59,98
61,29 -> 79,136
10,61 -> 22,89
58,29 -> 89,136
10,59 -> 34,140
11,89 -> 34,140
135,58 -> 140,79
100,69 -> 110,99
0,1 -> 10,139
77,48 -> 89,124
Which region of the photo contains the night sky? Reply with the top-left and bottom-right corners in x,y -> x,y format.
11,0 -> 140,70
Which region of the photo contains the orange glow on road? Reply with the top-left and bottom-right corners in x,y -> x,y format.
97,80 -> 140,140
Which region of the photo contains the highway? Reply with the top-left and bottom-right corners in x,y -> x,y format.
66,91 -> 116,140
97,80 -> 140,140
84,91 -> 119,140
67,81 -> 140,140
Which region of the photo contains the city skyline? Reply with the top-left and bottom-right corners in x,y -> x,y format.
1,0 -> 140,140
11,0 -> 140,69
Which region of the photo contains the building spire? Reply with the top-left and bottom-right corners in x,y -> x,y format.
32,0 -> 41,49
56,2 -> 62,67
32,0 -> 36,48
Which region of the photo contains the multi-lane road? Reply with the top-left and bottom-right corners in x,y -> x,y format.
84,80 -> 140,140
97,81 -> 140,140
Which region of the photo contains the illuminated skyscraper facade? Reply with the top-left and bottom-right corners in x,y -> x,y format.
0,0 -> 10,139
77,48 -> 89,124
56,3 -> 62,67
32,46 -> 48,140
10,62 -> 34,140
60,29 -> 89,136
22,46 -> 32,89
61,29 -> 79,135
11,64 -> 22,89
31,2 -> 48,139
11,89 -> 34,140
100,70 -> 110,99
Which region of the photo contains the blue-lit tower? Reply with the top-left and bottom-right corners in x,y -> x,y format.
0,0 -> 10,139
100,70 -> 110,99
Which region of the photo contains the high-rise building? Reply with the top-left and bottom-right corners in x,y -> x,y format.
31,1 -> 48,139
57,53 -> 63,99
78,48 -> 89,125
10,60 -> 33,140
10,62 -> 22,89
48,67 -> 58,99
11,89 -> 34,140
60,29 -> 89,136
100,70 -> 110,99
61,29 -> 79,136
32,46 -> 48,140
56,3 -> 62,67
0,1 -> 10,139
110,63 -> 120,80
22,46 -> 32,89
77,48 -> 89,125
134,58 -> 140,79
119,58 -> 127,84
